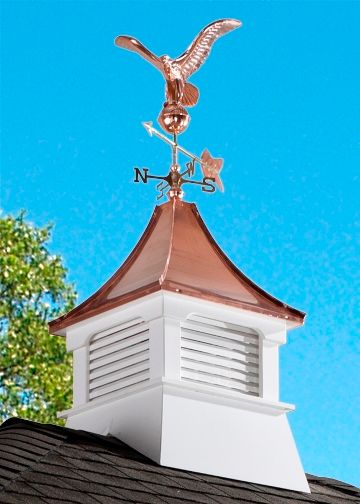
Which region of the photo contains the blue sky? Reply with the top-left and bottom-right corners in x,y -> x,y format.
1,0 -> 359,487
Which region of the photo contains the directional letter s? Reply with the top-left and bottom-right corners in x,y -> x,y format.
202,177 -> 216,193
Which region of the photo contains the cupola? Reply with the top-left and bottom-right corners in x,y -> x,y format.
50,198 -> 309,493
50,16 -> 310,495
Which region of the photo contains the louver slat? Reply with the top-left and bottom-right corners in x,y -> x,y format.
181,358 -> 259,383
90,331 -> 149,360
91,318 -> 143,342
181,348 -> 258,373
181,336 -> 259,364
182,328 -> 258,354
89,341 -> 149,372
182,320 -> 258,344
90,361 -> 149,390
181,370 -> 259,394
188,315 -> 258,336
90,349 -> 149,379
89,319 -> 149,402
89,371 -> 149,400
90,323 -> 147,351
181,316 -> 259,397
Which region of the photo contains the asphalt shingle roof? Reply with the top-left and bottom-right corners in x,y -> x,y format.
0,418 -> 358,504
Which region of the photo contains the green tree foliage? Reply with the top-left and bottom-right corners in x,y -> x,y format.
0,212 -> 76,424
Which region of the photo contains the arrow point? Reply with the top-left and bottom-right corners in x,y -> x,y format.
142,121 -> 153,136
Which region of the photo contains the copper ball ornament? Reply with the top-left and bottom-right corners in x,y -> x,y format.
158,103 -> 190,135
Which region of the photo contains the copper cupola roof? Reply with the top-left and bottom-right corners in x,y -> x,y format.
50,198 -> 305,334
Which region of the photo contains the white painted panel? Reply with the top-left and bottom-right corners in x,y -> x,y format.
66,385 -> 163,465
261,338 -> 280,401
161,391 -> 310,492
149,318 -> 165,380
72,347 -> 88,407
163,317 -> 181,380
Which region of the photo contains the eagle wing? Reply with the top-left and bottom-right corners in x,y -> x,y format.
114,35 -> 164,73
174,19 -> 242,80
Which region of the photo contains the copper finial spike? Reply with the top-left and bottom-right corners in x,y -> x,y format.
115,19 -> 241,200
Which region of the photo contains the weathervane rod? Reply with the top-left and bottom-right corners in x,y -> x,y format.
172,133 -> 178,167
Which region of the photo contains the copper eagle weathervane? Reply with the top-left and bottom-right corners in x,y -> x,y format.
115,18 -> 242,199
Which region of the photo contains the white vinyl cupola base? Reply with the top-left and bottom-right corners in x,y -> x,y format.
59,290 -> 310,493
51,200 -> 309,493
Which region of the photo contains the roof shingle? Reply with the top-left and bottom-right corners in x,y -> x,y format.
0,418 -> 358,504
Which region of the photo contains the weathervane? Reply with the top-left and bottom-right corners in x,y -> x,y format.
115,18 -> 242,199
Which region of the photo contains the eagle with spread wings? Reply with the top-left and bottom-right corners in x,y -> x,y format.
115,19 -> 242,107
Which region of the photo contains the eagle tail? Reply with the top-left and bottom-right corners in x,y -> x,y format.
181,82 -> 199,107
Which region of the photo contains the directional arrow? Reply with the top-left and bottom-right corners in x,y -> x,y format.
142,122 -> 224,191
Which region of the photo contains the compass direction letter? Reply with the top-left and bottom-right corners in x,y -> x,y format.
134,167 -> 149,184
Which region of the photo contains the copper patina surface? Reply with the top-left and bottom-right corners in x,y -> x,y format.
49,199 -> 305,334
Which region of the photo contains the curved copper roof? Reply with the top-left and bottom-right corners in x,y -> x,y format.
50,199 -> 305,334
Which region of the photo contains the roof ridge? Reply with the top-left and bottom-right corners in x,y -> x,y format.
159,198 -> 177,286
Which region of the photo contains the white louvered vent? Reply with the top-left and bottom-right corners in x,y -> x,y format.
181,315 -> 259,396
89,318 -> 150,401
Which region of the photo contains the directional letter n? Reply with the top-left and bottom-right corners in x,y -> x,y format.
134,167 -> 149,183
